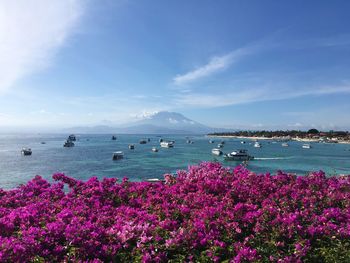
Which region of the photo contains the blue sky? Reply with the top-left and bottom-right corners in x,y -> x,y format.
1,0 -> 350,130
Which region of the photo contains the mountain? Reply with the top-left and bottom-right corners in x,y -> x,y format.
126,111 -> 212,134
65,111 -> 230,134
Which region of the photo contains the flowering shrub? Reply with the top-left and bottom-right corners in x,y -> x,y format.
1,162 -> 350,262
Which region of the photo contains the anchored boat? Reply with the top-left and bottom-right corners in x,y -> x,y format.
112,151 -> 124,160
302,144 -> 312,149
254,142 -> 262,148
152,147 -> 158,152
21,148 -> 32,156
160,141 -> 174,148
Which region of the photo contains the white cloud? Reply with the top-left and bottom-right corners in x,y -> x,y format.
172,33 -> 350,87
173,47 -> 251,86
0,0 -> 85,93
174,84 -> 350,108
131,110 -> 160,120
168,118 -> 178,124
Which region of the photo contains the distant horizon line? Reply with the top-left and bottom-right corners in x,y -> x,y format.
1,128 -> 349,135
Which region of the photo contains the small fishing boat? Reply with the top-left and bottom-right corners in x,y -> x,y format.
254,142 -> 262,148
217,143 -> 224,148
21,148 -> 32,156
241,141 -> 246,144
112,151 -> 124,160
224,149 -> 254,161
41,142 -> 46,144
211,148 -> 223,156
111,135 -> 117,140
160,141 -> 174,148
63,140 -> 74,147
148,138 -> 151,142
282,143 -> 289,147
152,147 -> 158,152
128,144 -> 135,150
139,140 -> 147,144
302,144 -> 312,149
209,140 -> 214,144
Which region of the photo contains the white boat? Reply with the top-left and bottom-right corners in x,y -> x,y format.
282,143 -> 289,147
63,140 -> 74,147
224,149 -> 254,161
21,148 -> 32,156
254,142 -> 262,148
112,151 -> 124,160
152,147 -> 158,152
217,143 -> 224,148
160,141 -> 174,148
128,144 -> 135,150
241,141 -> 246,144
209,140 -> 214,144
211,148 -> 223,156
302,144 -> 312,149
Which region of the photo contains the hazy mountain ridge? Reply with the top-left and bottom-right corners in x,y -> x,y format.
65,111 -> 232,134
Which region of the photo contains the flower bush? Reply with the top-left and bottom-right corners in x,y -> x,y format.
1,162 -> 350,262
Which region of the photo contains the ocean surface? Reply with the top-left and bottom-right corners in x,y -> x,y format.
1,134 -> 350,189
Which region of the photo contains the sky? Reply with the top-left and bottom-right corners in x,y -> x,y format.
1,0 -> 350,131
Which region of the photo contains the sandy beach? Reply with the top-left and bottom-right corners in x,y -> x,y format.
208,135 -> 350,144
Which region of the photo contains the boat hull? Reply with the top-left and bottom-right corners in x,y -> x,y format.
160,142 -> 174,148
211,148 -> 222,156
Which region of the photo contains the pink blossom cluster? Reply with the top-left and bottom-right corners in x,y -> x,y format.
1,162 -> 350,262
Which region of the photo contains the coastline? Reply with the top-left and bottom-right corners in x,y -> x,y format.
208,135 -> 350,144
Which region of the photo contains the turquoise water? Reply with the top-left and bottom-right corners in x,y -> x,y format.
0,134 -> 350,189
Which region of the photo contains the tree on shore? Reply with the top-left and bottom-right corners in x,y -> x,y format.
307,128 -> 319,134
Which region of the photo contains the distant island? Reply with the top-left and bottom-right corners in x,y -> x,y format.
209,129 -> 350,144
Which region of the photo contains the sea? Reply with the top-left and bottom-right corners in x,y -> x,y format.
1,133 -> 350,189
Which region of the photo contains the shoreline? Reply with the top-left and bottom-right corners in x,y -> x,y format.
208,135 -> 350,144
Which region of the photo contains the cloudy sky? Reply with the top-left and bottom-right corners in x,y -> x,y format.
1,0 -> 350,131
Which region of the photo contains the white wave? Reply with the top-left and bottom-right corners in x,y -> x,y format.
255,157 -> 293,160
